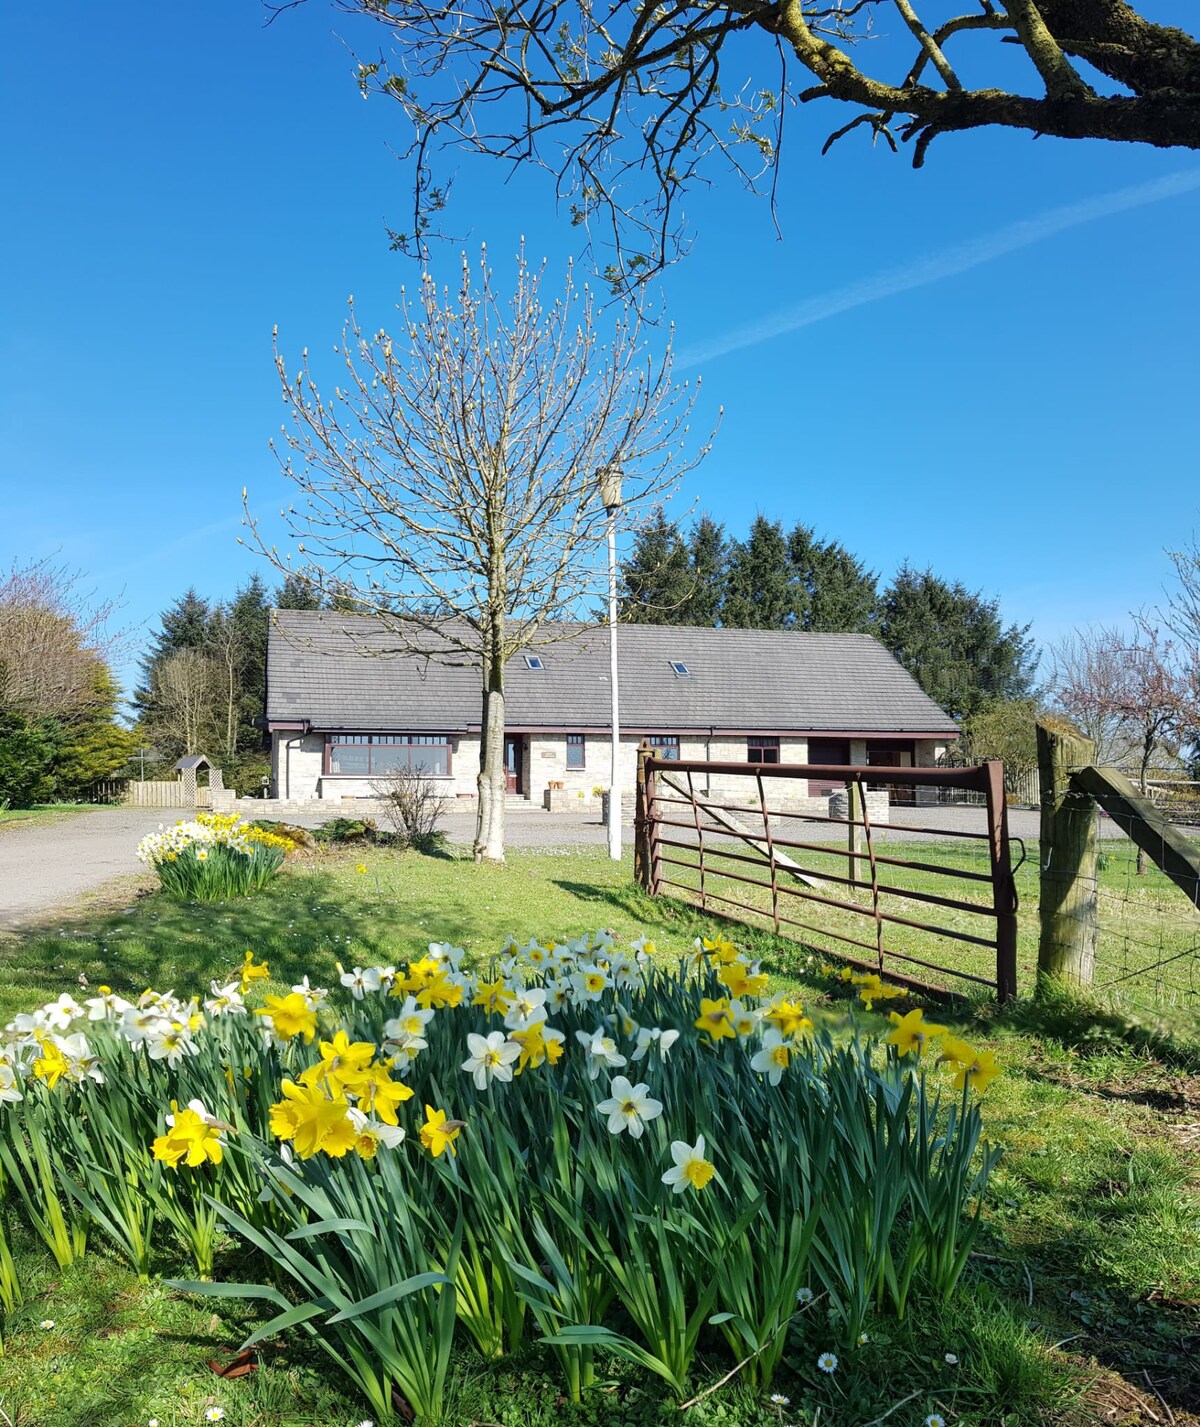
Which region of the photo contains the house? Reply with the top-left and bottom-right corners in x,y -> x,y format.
264,610 -> 959,811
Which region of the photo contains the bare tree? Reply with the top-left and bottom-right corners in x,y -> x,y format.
244,247 -> 708,862
0,558 -> 125,725
1165,535 -> 1200,655
1050,620 -> 1200,872
371,767 -> 450,851
152,650 -> 222,758
289,0 -> 1200,278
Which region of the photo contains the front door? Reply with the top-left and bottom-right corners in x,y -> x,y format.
806,738 -> 851,798
504,735 -> 523,795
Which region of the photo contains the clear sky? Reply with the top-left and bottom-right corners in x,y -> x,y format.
2,1 -> 1198,700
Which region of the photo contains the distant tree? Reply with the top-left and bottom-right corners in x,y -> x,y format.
1051,620 -> 1200,872
722,517 -> 799,630
134,589 -> 212,724
244,248 -> 705,862
150,650 -> 222,758
878,565 -> 1038,721
275,572 -> 325,610
685,515 -> 728,627
619,509 -> 694,624
0,558 -> 123,725
956,698 -> 1040,793
787,524 -> 879,633
0,713 -> 60,808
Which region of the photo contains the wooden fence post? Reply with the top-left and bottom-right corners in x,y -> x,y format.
847,779 -> 863,886
634,741 -> 652,892
1036,716 -> 1098,990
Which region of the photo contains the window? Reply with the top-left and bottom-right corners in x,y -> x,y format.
669,661 -> 690,677
566,734 -> 586,769
748,735 -> 780,765
646,734 -> 680,760
524,654 -> 545,670
326,734 -> 452,777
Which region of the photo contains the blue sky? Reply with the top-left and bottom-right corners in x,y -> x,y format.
2,0 -> 1198,700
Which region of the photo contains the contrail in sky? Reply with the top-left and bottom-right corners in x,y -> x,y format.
677,168 -> 1200,369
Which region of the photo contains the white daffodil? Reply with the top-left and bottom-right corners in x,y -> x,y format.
596,1075 -> 663,1139
43,994 -> 84,1032
204,981 -> 247,1017
575,1027 -> 627,1080
609,955 -> 642,991
428,941 -> 465,969
750,1028 -> 793,1086
605,1004 -> 639,1040
728,998 -> 761,1038
338,965 -> 382,1000
570,966 -> 610,1002
56,1032 -> 105,1086
120,1006 -> 171,1048
461,1031 -> 522,1090
661,1135 -> 715,1192
0,1062 -> 23,1104
147,1027 -> 200,1064
84,988 -> 133,1022
384,996 -> 436,1043
504,986 -> 548,1032
348,1107 -> 406,1149
544,978 -> 573,1015
291,975 -> 328,1009
631,1026 -> 680,1062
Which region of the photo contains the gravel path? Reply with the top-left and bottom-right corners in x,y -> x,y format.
0,807 -> 167,929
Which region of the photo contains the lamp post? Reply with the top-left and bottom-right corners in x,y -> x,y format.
599,464 -> 623,861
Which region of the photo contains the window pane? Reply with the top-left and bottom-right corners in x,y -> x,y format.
566,735 -> 585,769
371,745 -> 409,775
329,742 -> 370,774
410,745 -> 448,776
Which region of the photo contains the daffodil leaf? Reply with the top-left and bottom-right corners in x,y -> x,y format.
327,1270 -> 451,1323
286,1217 -> 373,1240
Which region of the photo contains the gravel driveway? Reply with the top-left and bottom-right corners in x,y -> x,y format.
0,807 -> 167,929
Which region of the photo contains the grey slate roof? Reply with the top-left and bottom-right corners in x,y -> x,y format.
266,610 -> 958,736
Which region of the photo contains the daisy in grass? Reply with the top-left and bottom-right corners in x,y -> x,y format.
817,1351 -> 838,1373
461,1031 -> 522,1090
596,1075 -> 663,1138
661,1135 -> 715,1192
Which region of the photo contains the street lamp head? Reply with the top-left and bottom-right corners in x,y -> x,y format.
599,463 -> 624,512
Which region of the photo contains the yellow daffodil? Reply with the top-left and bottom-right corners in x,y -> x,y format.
239,951 -> 270,994
299,1030 -> 376,1094
418,972 -> 463,1010
256,992 -> 318,1044
949,1046 -> 1002,1095
717,962 -> 770,999
419,1104 -> 463,1158
885,1008 -> 947,1057
269,1080 -> 357,1159
357,1062 -> 414,1125
694,996 -> 735,1043
152,1100 -> 224,1169
31,1036 -> 70,1089
703,936 -> 740,964
472,980 -> 514,1015
763,997 -> 810,1035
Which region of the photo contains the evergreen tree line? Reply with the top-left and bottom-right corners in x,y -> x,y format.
619,512 -> 1038,721
133,573 -> 322,791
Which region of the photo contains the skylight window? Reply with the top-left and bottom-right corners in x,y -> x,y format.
669,660 -> 691,677
524,655 -> 545,670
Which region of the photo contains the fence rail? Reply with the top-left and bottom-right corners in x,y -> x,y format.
634,752 -> 1018,1002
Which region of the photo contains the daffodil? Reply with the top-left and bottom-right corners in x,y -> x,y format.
595,1075 -> 663,1138
575,1026 -> 626,1079
570,966 -> 610,1002
256,992 -> 318,1044
949,1045 -> 1002,1094
694,996 -> 735,1043
269,1080 -> 357,1159
750,1028 -> 794,1085
630,1026 -> 680,1062
762,996 -> 809,1035
239,951 -> 270,994
419,1104 -> 463,1157
152,1099 -> 225,1168
300,1030 -> 376,1094
339,965 -> 383,1000
885,1007 -> 947,1057
31,1036 -> 70,1089
472,980 -> 514,1015
661,1135 -> 715,1192
717,961 -> 769,1000
347,1107 -> 405,1158
357,1061 -> 414,1124
461,1031 -> 522,1090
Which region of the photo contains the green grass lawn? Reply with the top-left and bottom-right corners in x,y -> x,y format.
0,847 -> 1197,1427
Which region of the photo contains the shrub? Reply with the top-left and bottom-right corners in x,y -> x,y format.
372,768 -> 449,852
312,817 -> 380,845
0,711 -> 60,807
135,813 -> 294,901
0,933 -> 1002,1423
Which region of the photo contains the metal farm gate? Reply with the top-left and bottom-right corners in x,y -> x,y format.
633,753 -> 1020,1002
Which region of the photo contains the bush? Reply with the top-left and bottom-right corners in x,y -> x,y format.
135,813 -> 294,901
372,768 -> 449,852
0,711 -> 60,807
312,817 -> 380,845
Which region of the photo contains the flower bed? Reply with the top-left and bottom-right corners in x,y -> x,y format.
0,933 -> 1001,1422
136,813 -> 294,900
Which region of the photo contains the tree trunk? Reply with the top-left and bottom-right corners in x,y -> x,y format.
474,618 -> 507,863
